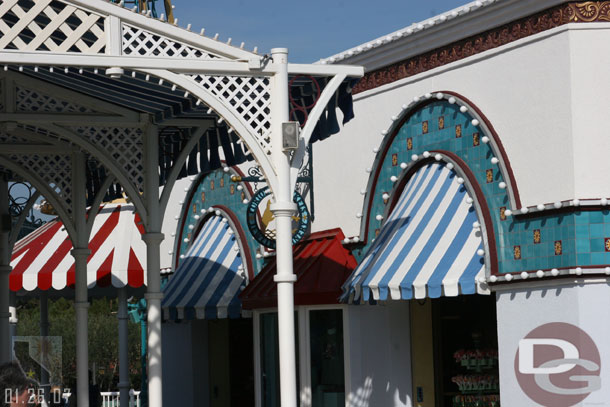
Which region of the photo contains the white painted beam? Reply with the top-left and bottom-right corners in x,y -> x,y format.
0,52 -> 275,76
287,63 -> 363,77
0,52 -> 364,78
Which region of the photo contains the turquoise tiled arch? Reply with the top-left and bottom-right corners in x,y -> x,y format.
175,168 -> 263,277
356,94 -> 610,276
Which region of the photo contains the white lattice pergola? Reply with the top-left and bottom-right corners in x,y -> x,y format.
0,1 -> 362,406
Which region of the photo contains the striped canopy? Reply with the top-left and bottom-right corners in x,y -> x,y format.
10,203 -> 146,292
162,215 -> 247,320
343,162 -> 489,302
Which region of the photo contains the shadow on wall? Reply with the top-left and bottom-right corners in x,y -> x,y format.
347,376 -> 412,407
347,376 -> 374,407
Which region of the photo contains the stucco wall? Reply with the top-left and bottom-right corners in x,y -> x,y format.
568,24 -> 610,200
345,301 -> 412,407
312,24 -> 610,237
496,281 -> 610,406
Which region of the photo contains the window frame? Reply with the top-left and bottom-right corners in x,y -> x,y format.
253,305 -> 350,407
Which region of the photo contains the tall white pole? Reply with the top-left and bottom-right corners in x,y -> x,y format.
72,152 -> 90,407
0,175 -> 11,364
9,292 -> 16,359
269,48 -> 298,407
142,120 -> 164,407
117,287 -> 130,407
40,291 -> 50,398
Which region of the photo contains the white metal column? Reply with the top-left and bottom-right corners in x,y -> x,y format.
71,152 -> 90,407
142,121 -> 164,407
9,291 -> 16,359
269,48 -> 298,407
40,291 -> 50,398
118,287 -> 130,407
0,175 -> 11,364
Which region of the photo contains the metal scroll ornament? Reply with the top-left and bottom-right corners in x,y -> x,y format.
246,187 -> 309,249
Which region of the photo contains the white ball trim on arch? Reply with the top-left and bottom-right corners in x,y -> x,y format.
357,90 -> 517,247
375,151 -> 494,283
182,205 -> 251,283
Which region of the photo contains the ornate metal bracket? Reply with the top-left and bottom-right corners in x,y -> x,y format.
8,182 -> 45,241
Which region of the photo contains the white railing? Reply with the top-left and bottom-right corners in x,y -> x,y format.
61,390 -> 141,407
100,390 -> 141,407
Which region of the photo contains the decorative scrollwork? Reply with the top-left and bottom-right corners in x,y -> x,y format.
567,1 -> 610,22
8,182 -> 33,217
247,165 -> 264,192
295,144 -> 314,220
7,182 -> 45,241
353,1 -> 610,94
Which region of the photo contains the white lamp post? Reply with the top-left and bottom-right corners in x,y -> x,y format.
269,48 -> 299,407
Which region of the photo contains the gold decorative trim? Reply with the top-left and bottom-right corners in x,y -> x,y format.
567,2 -> 610,22
354,2 -> 610,94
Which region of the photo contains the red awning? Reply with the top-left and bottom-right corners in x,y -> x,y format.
239,229 -> 357,309
10,202 -> 147,292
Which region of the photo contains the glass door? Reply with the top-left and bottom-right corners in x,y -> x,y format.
309,309 -> 345,407
260,313 -> 280,407
260,312 -> 299,407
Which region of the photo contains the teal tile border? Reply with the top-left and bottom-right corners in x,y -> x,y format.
353,99 -> 610,274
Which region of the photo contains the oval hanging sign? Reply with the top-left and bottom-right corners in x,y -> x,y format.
246,187 -> 309,249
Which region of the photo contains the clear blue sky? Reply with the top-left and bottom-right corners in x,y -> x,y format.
172,0 -> 470,63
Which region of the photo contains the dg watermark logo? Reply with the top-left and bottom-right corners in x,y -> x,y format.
514,322 -> 601,406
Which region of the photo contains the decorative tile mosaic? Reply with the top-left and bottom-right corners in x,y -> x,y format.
177,169 -> 263,276
554,241 -> 562,256
355,100 -> 610,274
514,246 -> 522,260
533,229 -> 541,244
486,169 -> 493,184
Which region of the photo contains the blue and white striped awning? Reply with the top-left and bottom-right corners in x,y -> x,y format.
162,215 -> 247,320
343,162 -> 489,302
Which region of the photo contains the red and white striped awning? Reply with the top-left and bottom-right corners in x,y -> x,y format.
10,203 -> 147,292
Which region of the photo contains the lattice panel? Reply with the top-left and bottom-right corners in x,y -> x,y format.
71,126 -> 144,192
191,74 -> 272,150
123,24 -> 221,59
0,0 -> 106,53
16,86 -> 96,113
5,152 -> 73,215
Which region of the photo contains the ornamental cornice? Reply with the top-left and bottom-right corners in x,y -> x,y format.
353,2 -> 610,95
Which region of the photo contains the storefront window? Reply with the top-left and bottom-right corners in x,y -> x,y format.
434,295 -> 499,407
309,309 -> 345,407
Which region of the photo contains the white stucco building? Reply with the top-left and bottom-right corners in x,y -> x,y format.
161,1 -> 610,406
